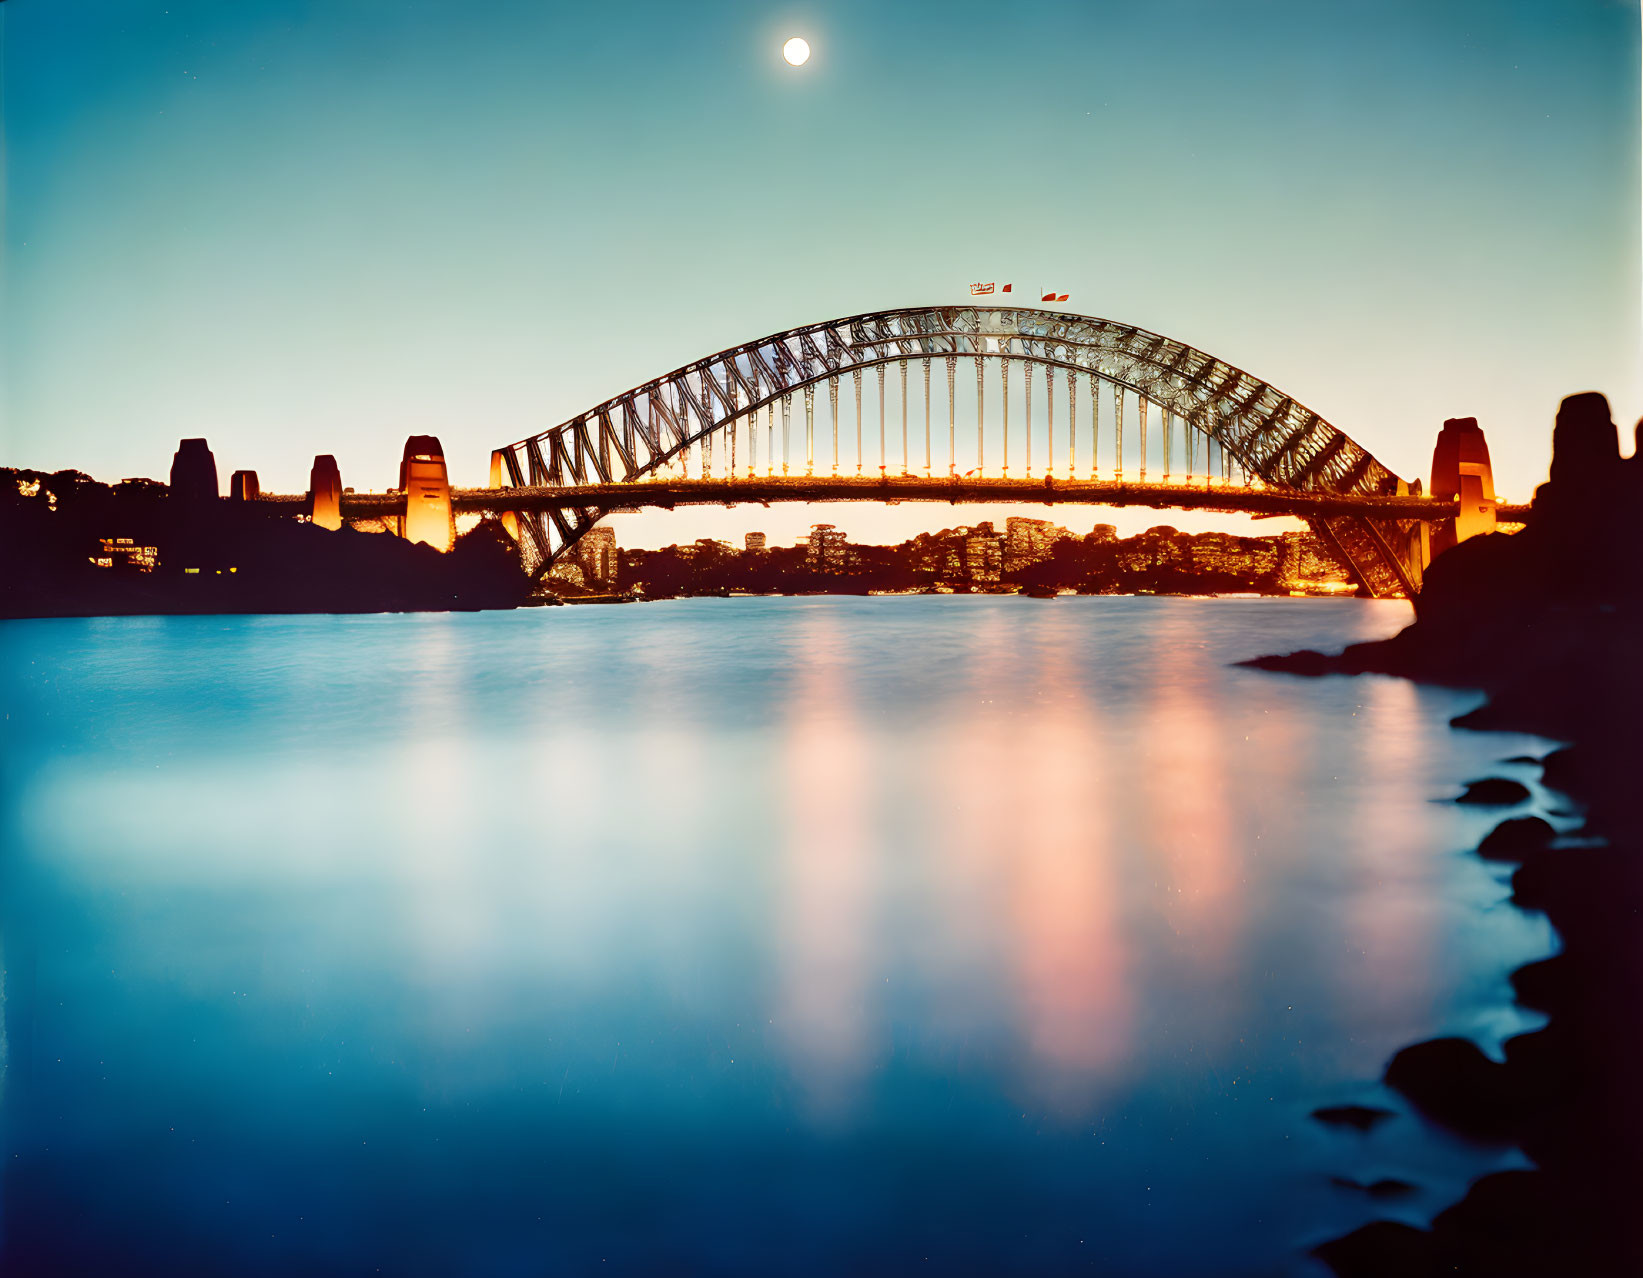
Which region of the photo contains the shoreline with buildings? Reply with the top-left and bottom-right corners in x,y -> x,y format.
6,440 -> 1368,620
1,440 -> 530,620
548,515 -> 1359,602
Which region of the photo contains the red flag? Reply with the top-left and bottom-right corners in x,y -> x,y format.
1040,292 -> 1055,302
969,282 -> 995,296
1057,293 -> 1069,302
1001,284 -> 1012,293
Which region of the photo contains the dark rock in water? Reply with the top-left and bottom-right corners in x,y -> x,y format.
1311,1103 -> 1396,1132
1383,1038 -> 1520,1142
1239,648 -> 1335,676
1428,1170 -> 1570,1278
1509,955 -> 1566,1014
1500,754 -> 1545,766
1313,1220 -> 1441,1278
1455,777 -> 1531,806
1330,1176 -> 1418,1200
1510,845 -> 1638,926
1477,816 -> 1556,861
1540,745 -> 1641,839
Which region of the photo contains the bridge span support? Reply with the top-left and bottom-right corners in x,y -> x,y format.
398,436 -> 454,552
1425,416 -> 1497,563
488,450 -> 520,542
309,455 -> 343,530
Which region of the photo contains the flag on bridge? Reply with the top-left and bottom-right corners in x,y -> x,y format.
1040,290 -> 1069,302
970,282 -> 995,296
1002,284 -> 1012,292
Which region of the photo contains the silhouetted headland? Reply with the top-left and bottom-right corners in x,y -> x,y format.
1250,392 -> 1643,1276
2,440 -> 529,619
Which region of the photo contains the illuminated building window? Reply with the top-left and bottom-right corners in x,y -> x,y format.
94,537 -> 160,572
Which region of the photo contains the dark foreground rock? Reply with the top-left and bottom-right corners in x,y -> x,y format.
1330,1176 -> 1418,1200
1477,817 -> 1556,862
1311,1104 -> 1396,1132
1258,393 -> 1643,1275
1454,777 -> 1531,806
1382,1038 -> 1520,1143
1313,1220 -> 1443,1278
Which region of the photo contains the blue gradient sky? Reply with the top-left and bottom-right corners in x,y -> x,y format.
3,0 -> 1638,545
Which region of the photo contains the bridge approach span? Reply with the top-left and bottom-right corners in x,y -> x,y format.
257,478 -> 1499,521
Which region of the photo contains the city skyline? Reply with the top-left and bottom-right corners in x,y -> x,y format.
3,0 -> 1639,552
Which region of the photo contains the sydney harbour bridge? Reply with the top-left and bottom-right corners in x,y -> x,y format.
257,306 -> 1516,598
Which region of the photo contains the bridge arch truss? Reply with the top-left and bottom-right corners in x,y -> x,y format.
493,307 -> 1422,596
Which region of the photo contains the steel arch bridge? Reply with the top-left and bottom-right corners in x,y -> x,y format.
490,306 -> 1427,596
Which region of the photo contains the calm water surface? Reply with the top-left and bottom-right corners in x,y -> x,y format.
0,598 -> 1554,1276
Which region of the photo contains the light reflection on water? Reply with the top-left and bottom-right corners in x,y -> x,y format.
0,599 -> 1554,1276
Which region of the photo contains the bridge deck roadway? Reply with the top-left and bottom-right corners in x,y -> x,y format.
257,476 -> 1529,522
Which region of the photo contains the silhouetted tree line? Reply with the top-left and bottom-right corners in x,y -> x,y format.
1,468 -> 529,619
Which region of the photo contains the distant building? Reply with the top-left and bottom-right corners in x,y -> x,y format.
1279,531 -> 1352,590
745,531 -> 767,552
89,537 -> 159,573
579,526 -> 618,585
1118,526 -> 1187,572
546,559 -> 586,588
1004,516 -> 1071,572
963,522 -> 1003,582
807,524 -> 848,571
1188,532 -> 1277,577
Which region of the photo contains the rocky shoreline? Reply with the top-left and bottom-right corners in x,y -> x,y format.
1249,393 -> 1642,1275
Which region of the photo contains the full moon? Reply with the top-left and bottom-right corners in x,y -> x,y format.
782,37 -> 810,66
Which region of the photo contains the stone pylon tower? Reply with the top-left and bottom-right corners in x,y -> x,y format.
399,436 -> 455,551
309,455 -> 343,530
1428,417 -> 1497,559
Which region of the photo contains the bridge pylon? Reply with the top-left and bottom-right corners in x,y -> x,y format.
1426,417 -> 1497,562
398,435 -> 454,552
309,456 -> 342,530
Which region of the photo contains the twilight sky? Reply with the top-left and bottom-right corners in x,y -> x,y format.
3,0 -> 1638,547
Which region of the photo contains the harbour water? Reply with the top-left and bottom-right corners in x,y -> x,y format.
0,598 -> 1554,1276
